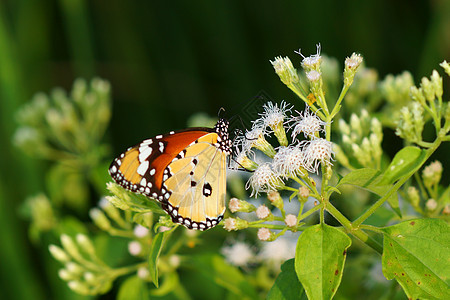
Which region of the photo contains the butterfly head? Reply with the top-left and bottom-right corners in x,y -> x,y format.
214,118 -> 232,155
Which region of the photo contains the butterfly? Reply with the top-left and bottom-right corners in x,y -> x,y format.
109,119 -> 232,230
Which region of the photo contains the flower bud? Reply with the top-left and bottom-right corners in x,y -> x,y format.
257,228 -> 276,242
228,198 -> 256,213
60,234 -> 82,261
439,60 -> 450,76
223,217 -> 249,231
270,56 -> 300,86
284,214 -> 298,228
420,77 -> 435,102
68,280 -> 90,295
267,191 -> 284,210
422,161 -> 442,188
256,205 -> 272,220
76,234 -> 96,258
426,198 -> 437,211
430,70 -> 443,99
89,208 -> 111,231
344,53 -> 363,86
407,186 -> 420,208
49,245 -> 71,263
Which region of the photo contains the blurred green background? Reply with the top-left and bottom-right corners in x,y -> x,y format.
0,0 -> 449,299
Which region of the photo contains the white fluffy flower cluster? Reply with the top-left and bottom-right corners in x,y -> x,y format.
235,101 -> 334,196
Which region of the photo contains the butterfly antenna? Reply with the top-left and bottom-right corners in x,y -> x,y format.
227,156 -> 255,173
218,107 -> 226,118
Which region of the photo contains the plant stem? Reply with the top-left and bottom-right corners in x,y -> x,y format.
298,203 -> 323,221
353,137 -> 441,227
325,202 -> 383,254
329,84 -> 350,119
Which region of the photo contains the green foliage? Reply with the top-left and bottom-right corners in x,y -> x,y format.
8,46 -> 450,300
149,231 -> 168,288
295,224 -> 351,300
381,219 -> 450,299
267,259 -> 306,300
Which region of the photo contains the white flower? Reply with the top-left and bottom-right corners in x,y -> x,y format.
284,214 -> 297,227
257,228 -> 273,241
253,101 -> 292,146
258,236 -> 296,263
228,198 -> 241,213
223,218 -> 237,231
345,53 -> 363,70
133,225 -> 149,238
221,242 -> 255,267
302,138 -> 335,173
230,146 -> 258,171
246,163 -> 283,197
128,241 -> 142,256
256,205 -> 271,219
255,101 -> 292,130
272,145 -> 306,178
299,186 -> 310,198
137,267 -> 150,279
290,106 -> 327,140
235,125 -> 273,156
296,43 -> 322,71
306,70 -> 321,82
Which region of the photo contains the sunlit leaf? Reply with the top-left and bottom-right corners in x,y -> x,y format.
381,219 -> 450,299
380,146 -> 426,185
148,231 -> 167,288
337,168 -> 401,217
295,224 -> 351,299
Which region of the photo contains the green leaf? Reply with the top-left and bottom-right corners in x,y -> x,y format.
337,168 -> 401,217
149,272 -> 179,297
267,259 -> 307,300
117,276 -> 149,300
190,254 -> 258,299
47,164 -> 89,211
381,219 -> 450,299
148,231 -> 167,288
107,182 -> 165,214
295,224 -> 351,300
380,146 -> 426,185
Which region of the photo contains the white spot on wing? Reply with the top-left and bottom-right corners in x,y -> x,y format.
110,165 -> 117,173
138,146 -> 152,162
137,161 -> 149,176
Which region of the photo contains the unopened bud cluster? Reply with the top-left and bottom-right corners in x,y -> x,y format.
271,44 -> 363,112
13,78 -> 111,162
49,234 -> 114,295
337,109 -> 383,169
395,66 -> 449,143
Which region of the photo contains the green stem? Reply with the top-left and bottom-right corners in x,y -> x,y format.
108,228 -> 135,239
298,203 -> 323,221
326,202 -> 383,254
112,262 -> 147,278
414,172 -> 429,200
353,137 -> 441,227
359,224 -> 384,234
329,84 -> 351,119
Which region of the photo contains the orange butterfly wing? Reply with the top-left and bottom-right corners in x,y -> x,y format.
109,119 -> 231,230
